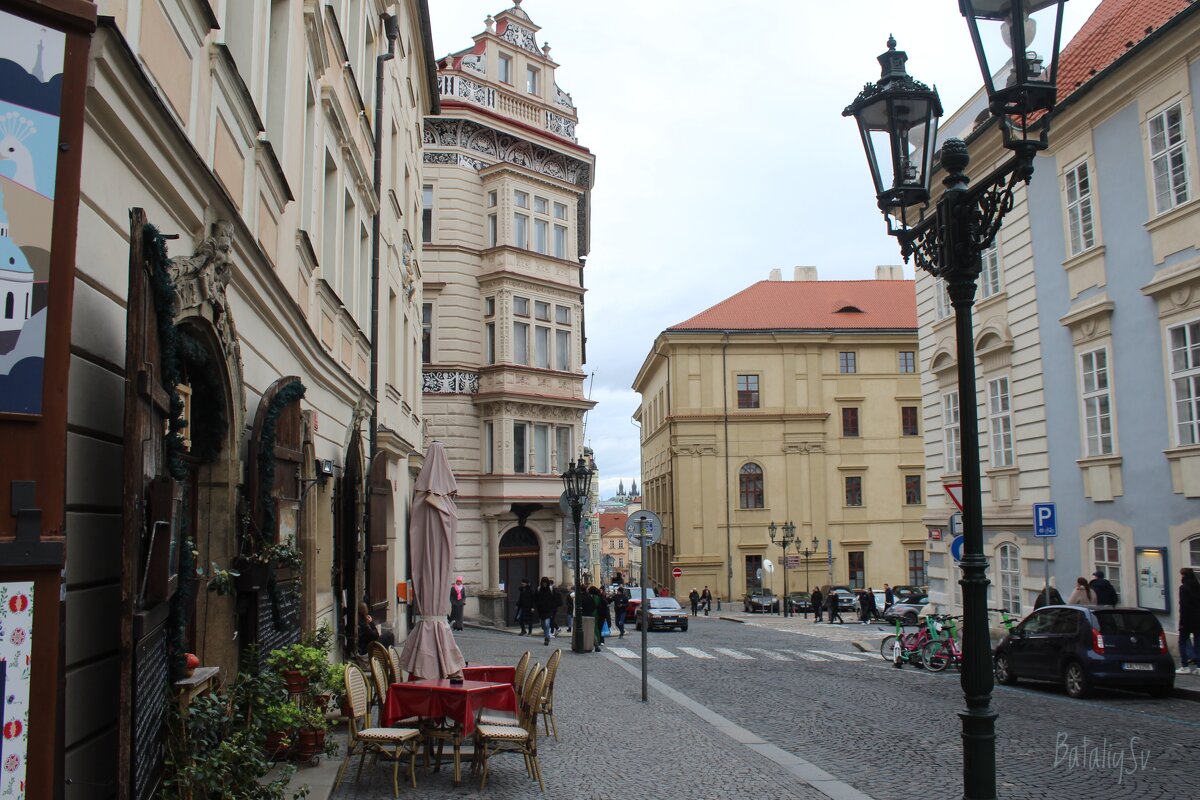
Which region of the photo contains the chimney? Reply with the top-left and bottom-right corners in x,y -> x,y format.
793,266 -> 818,281
768,268 -> 782,281
875,265 -> 905,280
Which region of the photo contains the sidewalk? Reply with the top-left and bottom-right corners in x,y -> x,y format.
285,624 -> 871,800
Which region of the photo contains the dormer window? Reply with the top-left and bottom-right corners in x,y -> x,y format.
526,65 -> 539,95
499,53 -> 512,84
836,305 -> 864,313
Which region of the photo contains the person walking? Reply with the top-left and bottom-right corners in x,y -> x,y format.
701,586 -> 712,616
688,588 -> 701,617
515,577 -> 535,635
863,586 -> 879,623
563,583 -> 574,633
1067,577 -> 1096,605
1033,584 -> 1064,609
1178,567 -> 1200,675
535,576 -> 559,645
590,585 -> 610,651
883,584 -> 895,615
825,589 -> 844,624
613,586 -> 629,638
1089,570 -> 1119,607
811,587 -> 824,623
449,576 -> 467,631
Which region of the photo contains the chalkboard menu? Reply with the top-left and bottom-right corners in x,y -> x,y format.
132,624 -> 167,800
256,582 -> 299,663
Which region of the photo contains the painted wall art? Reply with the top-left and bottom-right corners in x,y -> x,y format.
0,581 -> 34,798
0,10 -> 66,415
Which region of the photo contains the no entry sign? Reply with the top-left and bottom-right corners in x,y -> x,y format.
672,567 -> 683,578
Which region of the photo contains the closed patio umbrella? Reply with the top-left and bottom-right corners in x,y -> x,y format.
399,441 -> 466,679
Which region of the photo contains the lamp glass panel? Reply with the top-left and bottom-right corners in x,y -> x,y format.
965,0 -> 1063,103
858,96 -> 937,209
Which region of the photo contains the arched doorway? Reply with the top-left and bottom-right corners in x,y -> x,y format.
500,526 -> 540,626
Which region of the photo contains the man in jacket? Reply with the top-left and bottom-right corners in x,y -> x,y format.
534,577 -> 559,645
1089,570 -> 1119,607
811,587 -> 824,623
1178,567 -> 1199,674
612,587 -> 629,638
515,578 -> 535,635
824,589 -> 844,624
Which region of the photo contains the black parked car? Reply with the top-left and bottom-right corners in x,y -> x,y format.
786,592 -> 812,615
993,605 -> 1174,699
635,597 -> 688,631
743,589 -> 780,613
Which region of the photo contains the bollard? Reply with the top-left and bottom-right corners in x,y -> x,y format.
716,597 -> 722,611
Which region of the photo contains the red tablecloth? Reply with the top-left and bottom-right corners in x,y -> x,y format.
383,679 -> 517,735
462,665 -> 517,685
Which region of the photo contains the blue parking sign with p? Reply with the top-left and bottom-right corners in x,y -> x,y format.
1033,503 -> 1057,537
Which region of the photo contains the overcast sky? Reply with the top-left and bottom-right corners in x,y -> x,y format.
429,0 -> 1103,501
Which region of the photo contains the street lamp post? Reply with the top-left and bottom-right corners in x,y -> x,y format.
844,4 -> 1068,799
767,521 -> 797,617
562,456 -> 594,654
799,536 -> 820,613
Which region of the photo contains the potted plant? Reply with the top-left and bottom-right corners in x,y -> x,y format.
265,642 -> 327,695
296,705 -> 328,759
261,700 -> 303,758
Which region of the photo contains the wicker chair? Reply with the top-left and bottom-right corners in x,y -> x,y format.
473,665 -> 547,790
537,648 -> 562,739
478,660 -> 540,727
513,650 -> 531,691
387,645 -> 404,683
336,664 -> 421,798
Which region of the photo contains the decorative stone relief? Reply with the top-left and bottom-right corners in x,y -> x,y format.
170,220 -> 244,378
554,83 -> 574,110
422,371 -> 480,394
438,76 -> 496,110
546,111 -> 576,141
500,21 -> 540,55
423,152 -> 487,171
461,54 -> 485,74
782,442 -> 825,454
421,118 -> 591,187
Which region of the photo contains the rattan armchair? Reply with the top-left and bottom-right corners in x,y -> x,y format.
472,665 -> 547,790
337,665 -> 421,798
538,648 -> 562,739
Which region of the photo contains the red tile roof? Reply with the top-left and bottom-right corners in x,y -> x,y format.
1056,0 -> 1193,103
599,512 -> 627,532
668,280 -> 916,332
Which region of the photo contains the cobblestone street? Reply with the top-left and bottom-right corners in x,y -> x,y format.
313,615 -> 1200,799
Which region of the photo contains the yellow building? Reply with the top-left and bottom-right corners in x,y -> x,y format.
633,267 -> 928,605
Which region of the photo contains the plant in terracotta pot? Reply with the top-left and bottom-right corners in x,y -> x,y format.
261,700 -> 303,758
296,705 -> 329,759
265,643 -> 326,696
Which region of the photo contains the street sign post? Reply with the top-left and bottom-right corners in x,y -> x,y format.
671,566 -> 683,579
1033,502 -> 1058,607
626,509 -> 663,705
944,482 -> 964,513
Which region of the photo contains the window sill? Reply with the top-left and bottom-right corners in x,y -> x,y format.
984,465 -> 1019,477
1075,454 -> 1122,468
975,290 -> 1008,313
1144,197 -> 1200,233
1061,244 -> 1106,272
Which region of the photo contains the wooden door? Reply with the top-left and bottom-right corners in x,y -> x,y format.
367,456 -> 390,620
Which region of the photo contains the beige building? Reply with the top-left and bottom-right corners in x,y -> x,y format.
55,1 -> 437,794
633,268 -> 928,605
419,3 -> 595,627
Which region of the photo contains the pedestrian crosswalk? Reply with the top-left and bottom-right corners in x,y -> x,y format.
605,644 -> 871,664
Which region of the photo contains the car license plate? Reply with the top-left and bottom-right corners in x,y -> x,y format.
1122,662 -> 1153,671
662,617 -> 678,623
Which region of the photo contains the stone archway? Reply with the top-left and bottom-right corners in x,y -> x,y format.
499,526 -> 541,626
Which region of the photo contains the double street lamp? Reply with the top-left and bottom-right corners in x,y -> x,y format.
767,521 -> 799,616
562,456 -> 594,654
844,3 -> 1068,799
798,536 -> 821,612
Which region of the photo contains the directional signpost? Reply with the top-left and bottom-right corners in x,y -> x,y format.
1034,502 -> 1058,607
626,509 -> 662,703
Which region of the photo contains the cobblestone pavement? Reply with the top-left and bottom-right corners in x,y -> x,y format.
321,616 -> 1200,799
328,625 -> 836,800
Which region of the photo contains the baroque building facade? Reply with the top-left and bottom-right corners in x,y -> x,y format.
419,2 -> 596,627
633,268 -> 928,605
920,0 -> 1200,648
45,1 -> 438,795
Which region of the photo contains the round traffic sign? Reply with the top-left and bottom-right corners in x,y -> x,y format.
672,566 -> 683,579
951,534 -> 965,563
625,510 -> 663,546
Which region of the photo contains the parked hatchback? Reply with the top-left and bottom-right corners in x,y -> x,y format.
993,605 -> 1174,699
635,597 -> 688,632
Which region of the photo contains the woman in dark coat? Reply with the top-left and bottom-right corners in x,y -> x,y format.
534,577 -> 559,645
449,576 -> 467,631
1178,567 -> 1200,674
688,588 -> 701,617
824,589 -> 844,624
811,587 -> 823,623
515,578 -> 535,635
590,585 -> 610,651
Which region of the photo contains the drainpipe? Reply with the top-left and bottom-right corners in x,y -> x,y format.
367,12 -> 399,606
722,332 -> 733,602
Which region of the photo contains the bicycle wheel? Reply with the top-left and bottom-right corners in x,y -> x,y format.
922,640 -> 951,672
879,635 -> 899,661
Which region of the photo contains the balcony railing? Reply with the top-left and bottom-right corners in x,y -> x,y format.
438,75 -> 577,143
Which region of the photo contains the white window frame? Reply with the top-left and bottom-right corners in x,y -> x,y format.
513,321 -> 529,365
998,543 -> 1021,614
483,421 -> 494,474
943,390 -> 961,474
533,424 -> 550,473
1064,160 -> 1096,256
1091,534 -> 1122,589
513,421 -> 528,473
1169,319 -> 1200,445
988,377 -> 1014,467
1079,346 -> 1114,456
534,325 -> 550,368
936,278 -> 952,321
526,65 -> 539,94
498,53 -> 512,84
980,243 -> 1002,299
1149,102 -> 1190,214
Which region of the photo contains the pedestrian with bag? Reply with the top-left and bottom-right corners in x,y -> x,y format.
811,586 -> 824,623
1178,567 -> 1200,675
613,586 -> 629,638
589,585 -> 610,651
688,588 -> 701,617
535,576 -> 559,646
701,586 -> 712,616
1067,577 -> 1096,605
515,577 -> 535,635
1089,570 -> 1119,607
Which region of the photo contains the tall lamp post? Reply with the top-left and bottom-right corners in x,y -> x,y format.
767,521 -> 796,617
844,3 -> 1067,798
799,536 -> 820,609
562,456 -> 594,654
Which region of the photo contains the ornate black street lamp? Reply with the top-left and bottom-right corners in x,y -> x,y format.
799,535 -> 820,612
844,3 -> 1067,798
768,521 -> 797,616
562,455 -> 594,654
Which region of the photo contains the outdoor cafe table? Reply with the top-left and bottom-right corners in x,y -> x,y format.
461,664 -> 517,685
383,679 -> 518,785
